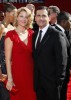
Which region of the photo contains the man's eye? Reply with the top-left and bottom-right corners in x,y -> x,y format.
36,15 -> 40,17
42,15 -> 46,17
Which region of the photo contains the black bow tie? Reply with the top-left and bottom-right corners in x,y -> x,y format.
51,24 -> 56,26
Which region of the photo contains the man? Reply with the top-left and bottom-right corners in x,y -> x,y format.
26,3 -> 39,31
26,3 -> 35,16
48,5 -> 60,26
55,11 -> 71,100
32,6 -> 67,100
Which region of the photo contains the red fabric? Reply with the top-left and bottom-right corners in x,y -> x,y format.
67,76 -> 71,100
5,29 -> 36,100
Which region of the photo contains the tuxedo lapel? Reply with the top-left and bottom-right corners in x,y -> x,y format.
55,26 -> 62,31
33,30 -> 38,51
36,26 -> 52,54
55,25 -> 70,47
40,26 -> 51,46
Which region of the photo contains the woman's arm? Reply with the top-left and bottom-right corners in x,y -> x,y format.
5,37 -> 14,91
0,38 -> 2,79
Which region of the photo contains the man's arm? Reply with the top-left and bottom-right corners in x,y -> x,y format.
54,32 -> 67,86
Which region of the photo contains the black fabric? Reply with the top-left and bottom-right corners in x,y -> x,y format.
0,36 -> 7,74
55,25 -> 71,100
32,22 -> 39,32
0,82 -> 10,100
0,36 -> 10,99
60,79 -> 68,100
36,81 -> 60,100
51,24 -> 56,26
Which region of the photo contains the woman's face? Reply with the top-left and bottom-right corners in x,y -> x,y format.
0,12 -> 4,21
17,11 -> 29,27
8,9 -> 17,23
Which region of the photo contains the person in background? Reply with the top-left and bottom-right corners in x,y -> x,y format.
0,11 -> 4,23
0,3 -> 17,100
2,3 -> 17,29
55,11 -> 71,100
26,3 -> 39,31
5,7 -> 36,100
26,3 -> 35,17
32,6 -> 67,100
0,2 -> 17,76
48,5 -> 60,26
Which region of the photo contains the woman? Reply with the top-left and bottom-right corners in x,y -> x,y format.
0,3 -> 17,75
5,7 -> 36,100
0,3 -> 17,100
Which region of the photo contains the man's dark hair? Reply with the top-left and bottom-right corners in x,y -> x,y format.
57,11 -> 71,24
3,3 -> 16,12
35,6 -> 48,15
48,5 -> 60,15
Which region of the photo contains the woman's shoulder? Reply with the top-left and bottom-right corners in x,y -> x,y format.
5,30 -> 16,41
6,30 -> 15,35
28,28 -> 34,35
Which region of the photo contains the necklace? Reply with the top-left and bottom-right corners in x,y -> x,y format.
15,29 -> 28,41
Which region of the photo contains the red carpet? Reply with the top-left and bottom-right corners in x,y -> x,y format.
67,75 -> 71,100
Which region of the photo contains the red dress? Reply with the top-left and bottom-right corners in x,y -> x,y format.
5,29 -> 36,100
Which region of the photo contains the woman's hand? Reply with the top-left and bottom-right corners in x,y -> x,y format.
6,80 -> 15,91
0,74 -> 7,82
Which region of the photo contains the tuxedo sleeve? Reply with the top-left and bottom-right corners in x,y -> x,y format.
54,32 -> 67,86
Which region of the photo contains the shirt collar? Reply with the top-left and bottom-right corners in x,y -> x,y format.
38,24 -> 49,40
39,24 -> 49,33
56,24 -> 65,33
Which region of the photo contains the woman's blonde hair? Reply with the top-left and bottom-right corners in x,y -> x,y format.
15,7 -> 33,29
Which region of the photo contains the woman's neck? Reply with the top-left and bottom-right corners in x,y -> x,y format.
16,26 -> 26,34
3,18 -> 10,27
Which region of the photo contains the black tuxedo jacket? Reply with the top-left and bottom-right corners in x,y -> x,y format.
55,25 -> 70,47
55,25 -> 71,83
32,25 -> 67,99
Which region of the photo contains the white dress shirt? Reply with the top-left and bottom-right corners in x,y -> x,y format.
35,24 -> 49,48
56,24 -> 65,33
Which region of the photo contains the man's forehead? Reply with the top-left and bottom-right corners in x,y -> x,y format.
36,9 -> 48,14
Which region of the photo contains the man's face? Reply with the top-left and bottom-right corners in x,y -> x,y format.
64,17 -> 71,30
35,9 -> 49,29
48,9 -> 57,24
